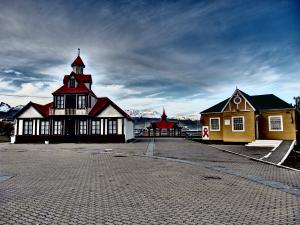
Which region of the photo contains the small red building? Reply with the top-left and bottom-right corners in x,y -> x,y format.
147,109 -> 182,136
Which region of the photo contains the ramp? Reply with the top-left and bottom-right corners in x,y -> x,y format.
262,140 -> 296,165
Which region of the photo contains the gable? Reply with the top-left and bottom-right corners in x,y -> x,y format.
97,104 -> 123,118
221,89 -> 256,112
18,106 -> 43,118
223,94 -> 254,112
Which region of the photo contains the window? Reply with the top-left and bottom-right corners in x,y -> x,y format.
53,121 -> 62,135
24,120 -> 33,135
108,119 -> 117,135
55,96 -> 64,109
92,120 -> 101,134
232,116 -> 244,131
78,95 -> 86,109
40,121 -> 49,135
210,118 -> 220,131
69,78 -> 75,88
269,116 -> 283,131
79,120 -> 87,134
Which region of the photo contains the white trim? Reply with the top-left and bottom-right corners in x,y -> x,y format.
209,117 -> 220,131
232,116 -> 245,132
221,89 -> 256,112
268,115 -> 283,132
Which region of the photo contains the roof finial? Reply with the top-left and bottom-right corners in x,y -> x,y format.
78,48 -> 80,56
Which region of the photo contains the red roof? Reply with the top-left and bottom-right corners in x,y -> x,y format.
89,97 -> 110,116
71,56 -> 85,68
89,97 -> 133,120
152,120 -> 176,129
53,83 -> 96,96
32,102 -> 53,117
148,108 -> 180,129
14,101 -> 53,118
63,72 -> 92,84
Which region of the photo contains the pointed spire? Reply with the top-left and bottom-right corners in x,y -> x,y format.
71,48 -> 85,70
161,107 -> 167,121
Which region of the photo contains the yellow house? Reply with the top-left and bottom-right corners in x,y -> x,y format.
200,89 -> 297,142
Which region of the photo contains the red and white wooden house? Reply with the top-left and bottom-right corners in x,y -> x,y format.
13,50 -> 134,143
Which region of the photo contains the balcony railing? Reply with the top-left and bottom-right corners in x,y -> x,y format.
49,108 -> 91,116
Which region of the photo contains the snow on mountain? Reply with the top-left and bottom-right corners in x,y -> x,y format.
125,109 -> 161,118
175,114 -> 199,121
0,102 -> 11,112
11,105 -> 24,110
125,109 -> 199,121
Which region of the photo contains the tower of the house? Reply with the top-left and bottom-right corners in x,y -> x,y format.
71,48 -> 85,74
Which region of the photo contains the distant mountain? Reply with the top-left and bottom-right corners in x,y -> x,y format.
0,102 -> 24,120
125,109 -> 199,121
125,109 -> 161,118
0,102 -> 11,112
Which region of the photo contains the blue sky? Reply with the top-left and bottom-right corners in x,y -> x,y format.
0,0 -> 299,115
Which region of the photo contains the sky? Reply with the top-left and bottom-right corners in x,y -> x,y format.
0,0 -> 299,116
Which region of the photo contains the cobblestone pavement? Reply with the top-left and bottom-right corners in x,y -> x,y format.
212,141 -> 294,165
155,138 -> 300,190
0,140 -> 299,224
210,144 -> 272,159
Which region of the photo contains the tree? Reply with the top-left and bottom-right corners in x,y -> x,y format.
0,121 -> 14,136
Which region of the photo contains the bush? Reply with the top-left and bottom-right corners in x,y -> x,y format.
0,121 -> 14,136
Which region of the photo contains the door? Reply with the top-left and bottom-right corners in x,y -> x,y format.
65,95 -> 76,109
65,118 -> 75,136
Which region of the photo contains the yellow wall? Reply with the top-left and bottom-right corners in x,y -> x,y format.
222,111 -> 255,142
258,110 -> 296,140
201,113 -> 223,140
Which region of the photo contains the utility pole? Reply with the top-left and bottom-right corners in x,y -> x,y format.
294,96 -> 300,109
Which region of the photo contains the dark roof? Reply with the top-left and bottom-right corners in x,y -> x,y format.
89,97 -> 133,121
249,94 -> 293,110
201,91 -> 293,113
201,98 -> 229,113
71,56 -> 85,68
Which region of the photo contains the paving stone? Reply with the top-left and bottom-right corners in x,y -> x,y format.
0,140 -> 299,224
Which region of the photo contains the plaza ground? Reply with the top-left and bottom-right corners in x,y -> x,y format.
0,138 -> 299,224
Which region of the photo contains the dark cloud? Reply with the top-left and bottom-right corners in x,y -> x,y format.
0,0 -> 299,111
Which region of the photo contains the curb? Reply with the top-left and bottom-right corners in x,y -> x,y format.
210,145 -> 300,172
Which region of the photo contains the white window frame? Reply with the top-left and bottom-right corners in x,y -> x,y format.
209,117 -> 220,131
108,119 -> 118,135
79,120 -> 87,135
78,95 -> 86,109
268,115 -> 283,132
91,120 -> 101,134
232,116 -> 245,132
55,95 -> 64,109
40,121 -> 49,135
23,120 -> 33,135
53,121 -> 62,135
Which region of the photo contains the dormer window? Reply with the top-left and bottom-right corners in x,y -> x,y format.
70,78 -> 75,88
